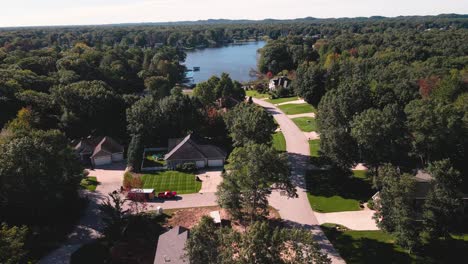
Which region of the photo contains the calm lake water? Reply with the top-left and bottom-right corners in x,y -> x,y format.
184,41 -> 265,84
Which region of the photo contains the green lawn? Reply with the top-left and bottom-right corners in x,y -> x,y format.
272,132 -> 286,152
80,176 -> 99,191
266,96 -> 298,104
292,117 -> 317,132
305,169 -> 373,212
309,139 -> 320,157
246,90 -> 270,99
142,171 -> 201,194
277,103 -> 316,115
322,223 -> 468,264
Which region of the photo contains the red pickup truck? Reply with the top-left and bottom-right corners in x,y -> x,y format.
157,191 -> 177,199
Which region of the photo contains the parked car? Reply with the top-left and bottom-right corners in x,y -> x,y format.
158,190 -> 177,199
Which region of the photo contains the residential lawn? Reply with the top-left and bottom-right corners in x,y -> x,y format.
277,103 -> 316,115
246,90 -> 270,98
142,171 -> 201,194
80,176 -> 99,191
322,223 -> 468,264
321,224 -> 413,264
293,117 -> 316,132
272,132 -> 286,152
266,96 -> 298,104
305,169 -> 373,212
309,139 -> 320,157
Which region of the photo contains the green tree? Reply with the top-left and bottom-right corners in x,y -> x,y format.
0,129 -> 84,222
0,223 -> 28,264
144,76 -> 171,99
405,99 -> 465,166
224,103 -> 276,147
99,191 -> 130,243
185,216 -> 220,264
293,62 -> 326,106
258,41 -> 294,74
374,164 -> 419,252
421,160 -> 464,242
317,80 -> 371,168
216,144 -> 296,221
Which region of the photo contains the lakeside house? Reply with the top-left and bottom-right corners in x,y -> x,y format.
154,226 -> 190,264
72,136 -> 124,166
165,134 -> 226,169
269,76 -> 291,90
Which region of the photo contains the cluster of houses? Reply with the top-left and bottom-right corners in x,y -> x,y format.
72,133 -> 226,169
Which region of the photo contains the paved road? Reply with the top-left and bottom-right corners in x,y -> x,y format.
254,98 -> 346,264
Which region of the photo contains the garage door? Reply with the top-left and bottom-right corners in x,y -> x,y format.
111,153 -> 124,162
195,160 -> 206,168
93,155 -> 112,166
208,159 -> 224,167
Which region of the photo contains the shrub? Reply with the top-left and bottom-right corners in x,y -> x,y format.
175,162 -> 197,173
123,172 -> 142,190
71,241 -> 109,264
367,199 -> 375,210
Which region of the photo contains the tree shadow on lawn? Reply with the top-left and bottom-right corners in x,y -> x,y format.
321,225 -> 413,264
305,168 -> 374,203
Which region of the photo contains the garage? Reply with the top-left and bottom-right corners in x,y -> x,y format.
195,160 -> 206,168
208,159 -> 224,167
111,152 -> 124,162
93,155 -> 112,166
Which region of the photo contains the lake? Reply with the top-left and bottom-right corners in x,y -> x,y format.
184,41 -> 265,84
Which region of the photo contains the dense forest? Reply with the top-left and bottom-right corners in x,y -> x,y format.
0,14 -> 467,262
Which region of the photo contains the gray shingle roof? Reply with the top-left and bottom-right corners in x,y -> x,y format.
165,134 -> 226,161
73,136 -> 123,158
154,226 -> 189,264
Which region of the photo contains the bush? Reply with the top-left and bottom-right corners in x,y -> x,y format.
367,199 -> 375,210
123,172 -> 142,190
271,86 -> 293,99
71,241 -> 109,264
175,162 -> 197,173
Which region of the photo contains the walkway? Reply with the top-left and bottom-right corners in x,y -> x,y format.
253,98 -> 345,264
287,112 -> 316,118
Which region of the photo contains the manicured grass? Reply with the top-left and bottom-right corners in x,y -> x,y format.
309,139 -> 320,157
272,132 -> 286,152
321,224 -> 413,264
305,169 -> 373,212
266,96 -> 298,104
142,171 -> 201,194
292,117 -> 316,132
277,103 -> 316,115
322,223 -> 468,264
246,90 -> 270,98
80,176 -> 99,191
143,150 -> 167,167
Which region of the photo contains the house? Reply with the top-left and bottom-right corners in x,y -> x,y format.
154,226 -> 189,264
373,170 -> 468,214
73,136 -> 124,166
165,134 -> 226,169
268,76 -> 291,90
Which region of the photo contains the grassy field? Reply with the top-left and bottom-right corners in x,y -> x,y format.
272,131 -> 286,152
246,90 -> 270,98
292,117 -> 317,132
309,139 -> 320,157
278,103 -> 316,115
266,96 -> 298,104
322,223 -> 468,264
305,169 -> 373,212
142,171 -> 201,194
80,176 -> 99,191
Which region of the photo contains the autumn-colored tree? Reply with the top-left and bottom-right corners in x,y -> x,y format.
418,76 -> 440,99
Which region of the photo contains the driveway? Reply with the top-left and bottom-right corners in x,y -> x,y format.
254,98 -> 346,264
197,169 -> 223,193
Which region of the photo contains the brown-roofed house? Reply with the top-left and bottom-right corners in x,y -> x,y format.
165,134 -> 226,169
154,226 -> 189,264
73,136 -> 124,166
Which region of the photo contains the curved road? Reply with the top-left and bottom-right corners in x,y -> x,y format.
254,98 -> 345,264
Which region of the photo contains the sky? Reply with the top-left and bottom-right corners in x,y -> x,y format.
1,0 -> 467,27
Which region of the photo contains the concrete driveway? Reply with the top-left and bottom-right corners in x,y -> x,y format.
197,169 -> 223,193
253,98 -> 345,264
